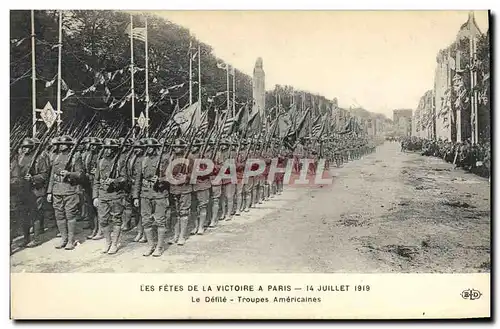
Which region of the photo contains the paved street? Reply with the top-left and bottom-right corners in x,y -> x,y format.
10,142 -> 490,273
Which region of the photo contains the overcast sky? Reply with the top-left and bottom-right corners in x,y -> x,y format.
155,11 -> 489,117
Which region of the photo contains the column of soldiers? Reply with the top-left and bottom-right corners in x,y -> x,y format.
400,136 -> 491,178
10,131 -> 376,255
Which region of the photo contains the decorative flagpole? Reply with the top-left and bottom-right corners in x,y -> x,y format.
226,64 -> 230,115
198,43 -> 201,104
31,10 -> 36,137
189,41 -> 193,105
56,10 -> 62,133
145,16 -> 149,136
469,12 -> 479,144
232,66 -> 236,117
130,14 -> 135,128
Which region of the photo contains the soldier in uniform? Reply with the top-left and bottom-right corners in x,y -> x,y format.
190,138 -> 211,234
16,138 -> 51,247
92,138 -> 128,255
129,138 -> 147,243
242,138 -> 255,212
234,138 -> 247,215
118,137 -> 135,232
168,138 -> 194,245
219,138 -> 233,221
223,139 -> 238,220
31,137 -> 55,231
253,140 -> 265,205
132,138 -> 170,257
208,138 -> 224,227
47,135 -> 84,250
276,144 -> 286,194
82,137 -> 103,239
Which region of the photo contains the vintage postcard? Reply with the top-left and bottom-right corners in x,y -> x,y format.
9,9 -> 491,319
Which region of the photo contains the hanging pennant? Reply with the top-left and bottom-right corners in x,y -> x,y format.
62,89 -> 75,102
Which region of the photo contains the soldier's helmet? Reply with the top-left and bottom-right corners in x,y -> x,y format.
50,136 -> 60,146
57,135 -> 75,145
90,137 -> 103,146
133,139 -> 145,148
172,138 -> 186,148
102,138 -> 119,148
142,138 -> 161,148
118,137 -> 134,146
21,137 -> 36,148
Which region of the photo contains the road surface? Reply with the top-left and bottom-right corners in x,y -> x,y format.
11,142 -> 491,273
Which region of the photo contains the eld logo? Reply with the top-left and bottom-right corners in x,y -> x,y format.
461,289 -> 482,300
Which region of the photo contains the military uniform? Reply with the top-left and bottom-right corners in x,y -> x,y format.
118,138 -> 135,232
190,141 -> 211,235
208,145 -> 224,227
169,139 -> 194,245
129,139 -> 147,243
82,137 -> 103,240
17,138 -> 52,247
93,138 -> 128,255
133,138 -> 170,257
47,136 -> 84,250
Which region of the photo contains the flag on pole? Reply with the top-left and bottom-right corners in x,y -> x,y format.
216,62 -> 227,70
125,23 -> 146,42
173,101 -> 201,134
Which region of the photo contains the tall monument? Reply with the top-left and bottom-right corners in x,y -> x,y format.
252,57 -> 265,116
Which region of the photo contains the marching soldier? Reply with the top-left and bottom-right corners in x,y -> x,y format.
129,138 -> 147,243
234,139 -> 246,215
220,138 -> 233,221
223,139 -> 238,220
82,137 -> 103,240
16,138 -> 51,247
208,139 -> 224,227
242,138 -> 255,212
132,138 -> 170,257
254,140 -> 265,205
92,138 -> 128,255
47,135 -> 84,250
190,138 -> 211,234
169,138 -> 194,245
118,137 -> 135,232
31,137 -> 56,232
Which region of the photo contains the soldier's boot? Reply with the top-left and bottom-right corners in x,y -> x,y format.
107,225 -> 122,255
197,208 -> 207,235
258,185 -> 264,204
168,219 -> 180,244
209,199 -> 219,228
235,192 -> 243,216
101,225 -> 112,254
143,228 -> 156,257
92,223 -> 104,240
86,216 -> 97,239
26,221 -> 42,248
133,220 -> 144,242
244,192 -> 251,212
152,227 -> 166,257
64,219 -> 77,250
55,220 -> 68,249
121,207 -> 132,232
191,213 -> 199,235
177,216 -> 189,245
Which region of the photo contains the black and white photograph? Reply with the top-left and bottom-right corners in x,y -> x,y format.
9,9 -> 491,319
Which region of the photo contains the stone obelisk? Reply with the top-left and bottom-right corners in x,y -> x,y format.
252,57 -> 265,117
